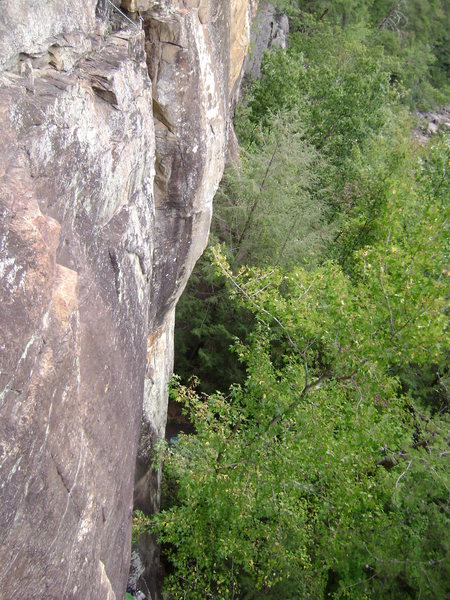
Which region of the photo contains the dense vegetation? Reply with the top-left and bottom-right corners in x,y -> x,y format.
139,1 -> 449,598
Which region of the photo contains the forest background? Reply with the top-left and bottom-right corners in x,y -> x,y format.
136,1 -> 449,598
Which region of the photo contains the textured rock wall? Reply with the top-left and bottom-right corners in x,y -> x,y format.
0,1 -> 254,598
244,0 -> 289,79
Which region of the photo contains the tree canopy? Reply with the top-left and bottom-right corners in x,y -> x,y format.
154,135 -> 449,599
139,3 -> 449,598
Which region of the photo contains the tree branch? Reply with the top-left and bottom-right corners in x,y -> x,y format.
214,252 -> 302,355
236,139 -> 280,260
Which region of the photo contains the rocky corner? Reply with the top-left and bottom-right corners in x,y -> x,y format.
0,1 -> 257,597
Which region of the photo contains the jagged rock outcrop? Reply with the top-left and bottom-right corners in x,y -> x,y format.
0,1 -> 255,598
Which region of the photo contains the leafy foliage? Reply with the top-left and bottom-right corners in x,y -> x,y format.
215,111 -> 332,268
132,510 -> 152,545
239,22 -> 394,183
166,5 -> 449,597
174,251 -> 252,395
271,0 -> 449,108
157,135 -> 449,599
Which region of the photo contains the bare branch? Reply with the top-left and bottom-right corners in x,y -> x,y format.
396,460 -> 412,488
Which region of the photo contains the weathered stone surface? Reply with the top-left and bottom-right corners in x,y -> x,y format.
0,0 -> 97,72
230,0 -> 252,94
0,1 -> 255,598
132,3 -> 256,594
138,0 -> 256,481
244,0 -> 289,79
0,20 -> 155,599
122,0 -> 154,12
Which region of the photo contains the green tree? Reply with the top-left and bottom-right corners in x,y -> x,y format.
155,136 -> 449,599
238,22 -> 395,189
215,111 -> 332,269
175,111 -> 333,393
174,251 -> 252,395
298,0 -> 449,107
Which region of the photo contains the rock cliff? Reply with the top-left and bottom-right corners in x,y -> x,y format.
244,0 -> 289,79
0,1 -> 255,598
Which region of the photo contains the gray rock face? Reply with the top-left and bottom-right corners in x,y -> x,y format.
0,1 -> 254,598
0,0 -> 97,71
0,24 -> 154,600
244,1 -> 289,79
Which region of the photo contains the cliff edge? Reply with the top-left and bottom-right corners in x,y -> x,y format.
0,1 -> 255,597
